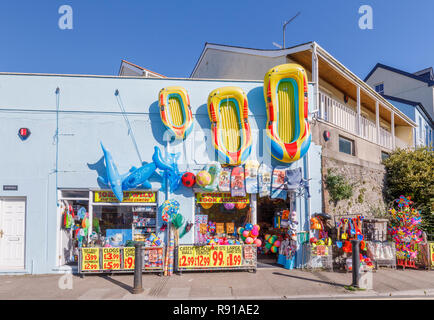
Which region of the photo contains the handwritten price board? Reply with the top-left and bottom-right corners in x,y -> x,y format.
81,248 -> 100,271
178,245 -> 244,269
123,247 -> 135,270
102,248 -> 121,270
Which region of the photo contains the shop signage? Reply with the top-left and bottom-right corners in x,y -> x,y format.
196,193 -> 249,204
94,191 -> 156,203
3,185 -> 18,191
102,247 -> 121,270
81,248 -> 100,271
178,245 -> 243,269
430,243 -> 434,269
123,247 -> 135,270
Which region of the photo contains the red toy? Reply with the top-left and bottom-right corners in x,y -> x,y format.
181,172 -> 196,187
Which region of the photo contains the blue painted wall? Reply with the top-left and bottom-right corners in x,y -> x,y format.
0,74 -> 322,274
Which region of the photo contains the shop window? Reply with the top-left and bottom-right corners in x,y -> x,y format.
339,136 -> 355,156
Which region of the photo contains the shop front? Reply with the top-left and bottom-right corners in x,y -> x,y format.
59,189 -> 164,274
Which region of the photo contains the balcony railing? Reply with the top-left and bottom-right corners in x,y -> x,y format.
319,91 -> 393,149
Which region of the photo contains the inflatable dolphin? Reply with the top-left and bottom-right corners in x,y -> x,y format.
122,146 -> 180,191
98,142 -> 129,202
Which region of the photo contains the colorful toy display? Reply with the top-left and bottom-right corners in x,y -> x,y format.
197,162 -> 221,191
230,165 -> 246,197
309,214 -> 332,246
238,224 -> 262,247
263,234 -> 281,253
244,160 -> 259,194
207,86 -> 252,165
160,199 -> 180,223
263,63 -> 311,163
223,203 -> 235,210
388,196 -> 423,263
158,86 -> 194,140
258,163 -> 272,197
181,172 -> 196,188
218,166 -> 232,191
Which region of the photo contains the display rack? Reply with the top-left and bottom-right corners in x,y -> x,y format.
299,243 -> 333,271
176,244 -> 257,273
78,245 -> 165,275
132,205 -> 157,242
366,241 -> 396,269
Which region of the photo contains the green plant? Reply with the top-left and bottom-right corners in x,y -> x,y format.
383,147 -> 434,233
325,169 -> 354,204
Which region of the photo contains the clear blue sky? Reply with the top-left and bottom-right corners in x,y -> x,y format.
0,0 -> 433,79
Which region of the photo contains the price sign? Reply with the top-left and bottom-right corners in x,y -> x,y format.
178,245 -> 243,269
81,248 -> 100,271
123,247 -> 135,270
102,248 -> 121,270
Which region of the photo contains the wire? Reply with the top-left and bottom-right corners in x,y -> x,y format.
115,89 -> 143,164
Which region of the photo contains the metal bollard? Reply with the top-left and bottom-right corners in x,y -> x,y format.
132,242 -> 144,294
351,239 -> 360,288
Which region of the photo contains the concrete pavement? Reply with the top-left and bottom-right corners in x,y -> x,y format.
1,267 -> 434,300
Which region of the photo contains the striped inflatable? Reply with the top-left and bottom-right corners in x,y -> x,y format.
207,87 -> 252,166
263,64 -> 311,163
159,86 -> 194,140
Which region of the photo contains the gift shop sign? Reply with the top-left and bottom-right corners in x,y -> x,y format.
196,193 -> 249,204
94,191 -> 156,203
178,245 -> 244,269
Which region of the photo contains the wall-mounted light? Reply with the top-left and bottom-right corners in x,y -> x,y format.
18,128 -> 31,141
344,94 -> 349,104
323,131 -> 331,141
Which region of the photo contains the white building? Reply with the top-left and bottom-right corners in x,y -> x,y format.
364,64 -> 434,148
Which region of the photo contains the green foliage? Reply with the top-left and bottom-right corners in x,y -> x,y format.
383,147 -> 434,233
325,169 -> 354,204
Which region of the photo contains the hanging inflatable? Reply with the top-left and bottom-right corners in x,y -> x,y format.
197,161 -> 221,191
263,63 -> 311,163
159,86 -> 194,140
207,87 -> 252,165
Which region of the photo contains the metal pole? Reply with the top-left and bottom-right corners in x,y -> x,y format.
282,12 -> 300,49
351,239 -> 360,287
132,242 -> 144,294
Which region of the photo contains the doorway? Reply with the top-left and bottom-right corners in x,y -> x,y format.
0,198 -> 26,270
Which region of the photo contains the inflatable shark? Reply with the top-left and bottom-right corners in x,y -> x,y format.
98,143 -> 129,202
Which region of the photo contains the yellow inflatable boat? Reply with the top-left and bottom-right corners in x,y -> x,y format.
159,86 -> 194,140
207,87 -> 252,165
263,63 -> 311,163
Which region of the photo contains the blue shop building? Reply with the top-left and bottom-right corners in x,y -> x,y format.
0,72 -> 322,274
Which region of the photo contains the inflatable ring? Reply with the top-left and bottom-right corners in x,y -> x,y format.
159,86 -> 194,140
207,86 -> 252,165
263,64 -> 311,163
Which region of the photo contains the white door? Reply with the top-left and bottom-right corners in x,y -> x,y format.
0,198 -> 26,269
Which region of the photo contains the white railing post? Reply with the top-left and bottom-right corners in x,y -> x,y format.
357,86 -> 361,136
391,111 -> 395,149
376,101 -> 380,144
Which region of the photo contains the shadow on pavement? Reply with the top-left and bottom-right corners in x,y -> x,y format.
272,271 -> 347,288
99,275 -> 134,294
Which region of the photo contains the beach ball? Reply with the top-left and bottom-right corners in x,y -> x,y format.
181,172 -> 196,187
245,223 -> 253,231
224,203 -> 235,210
274,240 -> 281,248
237,227 -> 244,235
196,171 -> 211,187
201,202 -> 213,209
265,242 -> 272,249
253,224 -> 260,231
254,239 -> 262,247
245,237 -> 253,244
235,202 -> 247,210
271,246 -> 278,253
264,234 -> 271,242
250,229 -> 259,237
160,199 -> 180,222
242,230 -> 250,238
